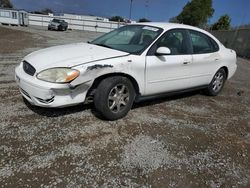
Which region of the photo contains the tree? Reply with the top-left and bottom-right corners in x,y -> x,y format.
212,14 -> 231,30
138,18 -> 151,22
0,0 -> 13,8
109,16 -> 124,22
169,16 -> 178,23
176,0 -> 214,27
31,8 -> 53,15
40,8 -> 53,15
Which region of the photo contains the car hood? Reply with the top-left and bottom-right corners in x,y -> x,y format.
24,43 -> 129,72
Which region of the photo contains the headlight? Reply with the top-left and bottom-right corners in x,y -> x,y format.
37,68 -> 80,83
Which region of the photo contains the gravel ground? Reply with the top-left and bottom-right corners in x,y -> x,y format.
0,25 -> 249,188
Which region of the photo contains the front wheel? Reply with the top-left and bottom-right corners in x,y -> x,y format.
94,76 -> 135,120
205,68 -> 226,96
57,25 -> 63,31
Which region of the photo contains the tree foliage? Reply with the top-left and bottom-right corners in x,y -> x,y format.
30,8 -> 53,15
40,8 -> 53,15
0,0 -> 13,8
212,14 -> 231,30
138,18 -> 151,23
176,0 -> 214,27
109,16 -> 124,22
169,16 -> 178,23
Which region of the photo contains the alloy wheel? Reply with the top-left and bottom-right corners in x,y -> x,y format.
212,72 -> 224,93
108,84 -> 129,113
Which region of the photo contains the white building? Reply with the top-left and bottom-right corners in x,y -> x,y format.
0,8 -> 28,26
53,13 -> 109,22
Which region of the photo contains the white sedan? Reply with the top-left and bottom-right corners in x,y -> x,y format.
15,23 -> 237,120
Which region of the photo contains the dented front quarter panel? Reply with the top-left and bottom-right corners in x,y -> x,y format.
71,54 -> 146,95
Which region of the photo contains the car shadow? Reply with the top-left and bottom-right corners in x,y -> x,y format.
23,97 -> 94,118
24,90 -> 202,119
132,90 -> 202,109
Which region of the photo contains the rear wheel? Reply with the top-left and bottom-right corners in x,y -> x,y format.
205,68 -> 226,96
94,76 -> 135,120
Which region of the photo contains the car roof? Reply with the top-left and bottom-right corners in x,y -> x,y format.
53,18 -> 63,21
131,22 -> 220,44
133,22 -> 204,32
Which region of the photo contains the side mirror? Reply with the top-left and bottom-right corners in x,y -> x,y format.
155,47 -> 171,55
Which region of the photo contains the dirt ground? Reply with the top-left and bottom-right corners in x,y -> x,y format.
0,25 -> 249,188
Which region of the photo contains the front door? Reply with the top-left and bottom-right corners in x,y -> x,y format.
145,29 -> 193,95
19,12 -> 24,26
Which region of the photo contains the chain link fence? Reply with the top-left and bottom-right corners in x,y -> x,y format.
28,14 -> 125,33
211,28 -> 250,59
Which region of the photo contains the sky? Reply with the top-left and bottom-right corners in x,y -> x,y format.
11,0 -> 250,26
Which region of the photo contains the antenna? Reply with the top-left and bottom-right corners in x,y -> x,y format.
145,0 -> 149,19
129,0 -> 133,20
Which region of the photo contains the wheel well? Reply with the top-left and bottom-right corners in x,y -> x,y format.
220,66 -> 229,79
88,73 -> 140,96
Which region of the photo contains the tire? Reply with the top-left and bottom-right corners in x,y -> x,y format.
205,68 -> 226,96
94,76 -> 136,120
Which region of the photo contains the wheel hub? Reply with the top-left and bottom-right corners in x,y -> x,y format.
212,72 -> 224,92
108,84 -> 129,113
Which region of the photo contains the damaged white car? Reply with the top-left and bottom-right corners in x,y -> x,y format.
15,23 -> 237,120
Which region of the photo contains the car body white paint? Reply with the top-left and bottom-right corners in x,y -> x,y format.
15,22 -> 237,108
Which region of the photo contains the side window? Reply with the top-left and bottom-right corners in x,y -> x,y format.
155,29 -> 190,55
209,37 -> 219,52
0,11 -> 10,18
12,12 -> 17,19
190,30 -> 219,54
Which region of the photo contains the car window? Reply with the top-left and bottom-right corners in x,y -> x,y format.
189,30 -> 219,54
91,25 -> 163,54
152,29 -> 191,55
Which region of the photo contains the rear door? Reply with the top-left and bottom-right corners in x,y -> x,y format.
187,30 -> 221,86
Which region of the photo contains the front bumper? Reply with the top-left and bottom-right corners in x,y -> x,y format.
48,24 -> 58,30
15,65 -> 89,108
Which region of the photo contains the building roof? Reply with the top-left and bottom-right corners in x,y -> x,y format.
0,7 -> 27,12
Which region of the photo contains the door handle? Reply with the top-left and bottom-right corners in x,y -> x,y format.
183,61 -> 191,65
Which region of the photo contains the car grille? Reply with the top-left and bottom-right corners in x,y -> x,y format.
20,88 -> 31,99
23,61 -> 36,76
35,96 -> 55,104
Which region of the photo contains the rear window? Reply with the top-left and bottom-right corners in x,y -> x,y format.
189,30 -> 219,54
52,19 -> 61,23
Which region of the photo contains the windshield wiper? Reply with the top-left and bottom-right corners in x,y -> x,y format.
92,43 -> 113,49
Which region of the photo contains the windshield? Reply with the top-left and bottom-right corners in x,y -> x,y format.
91,25 -> 163,54
53,19 -> 62,23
